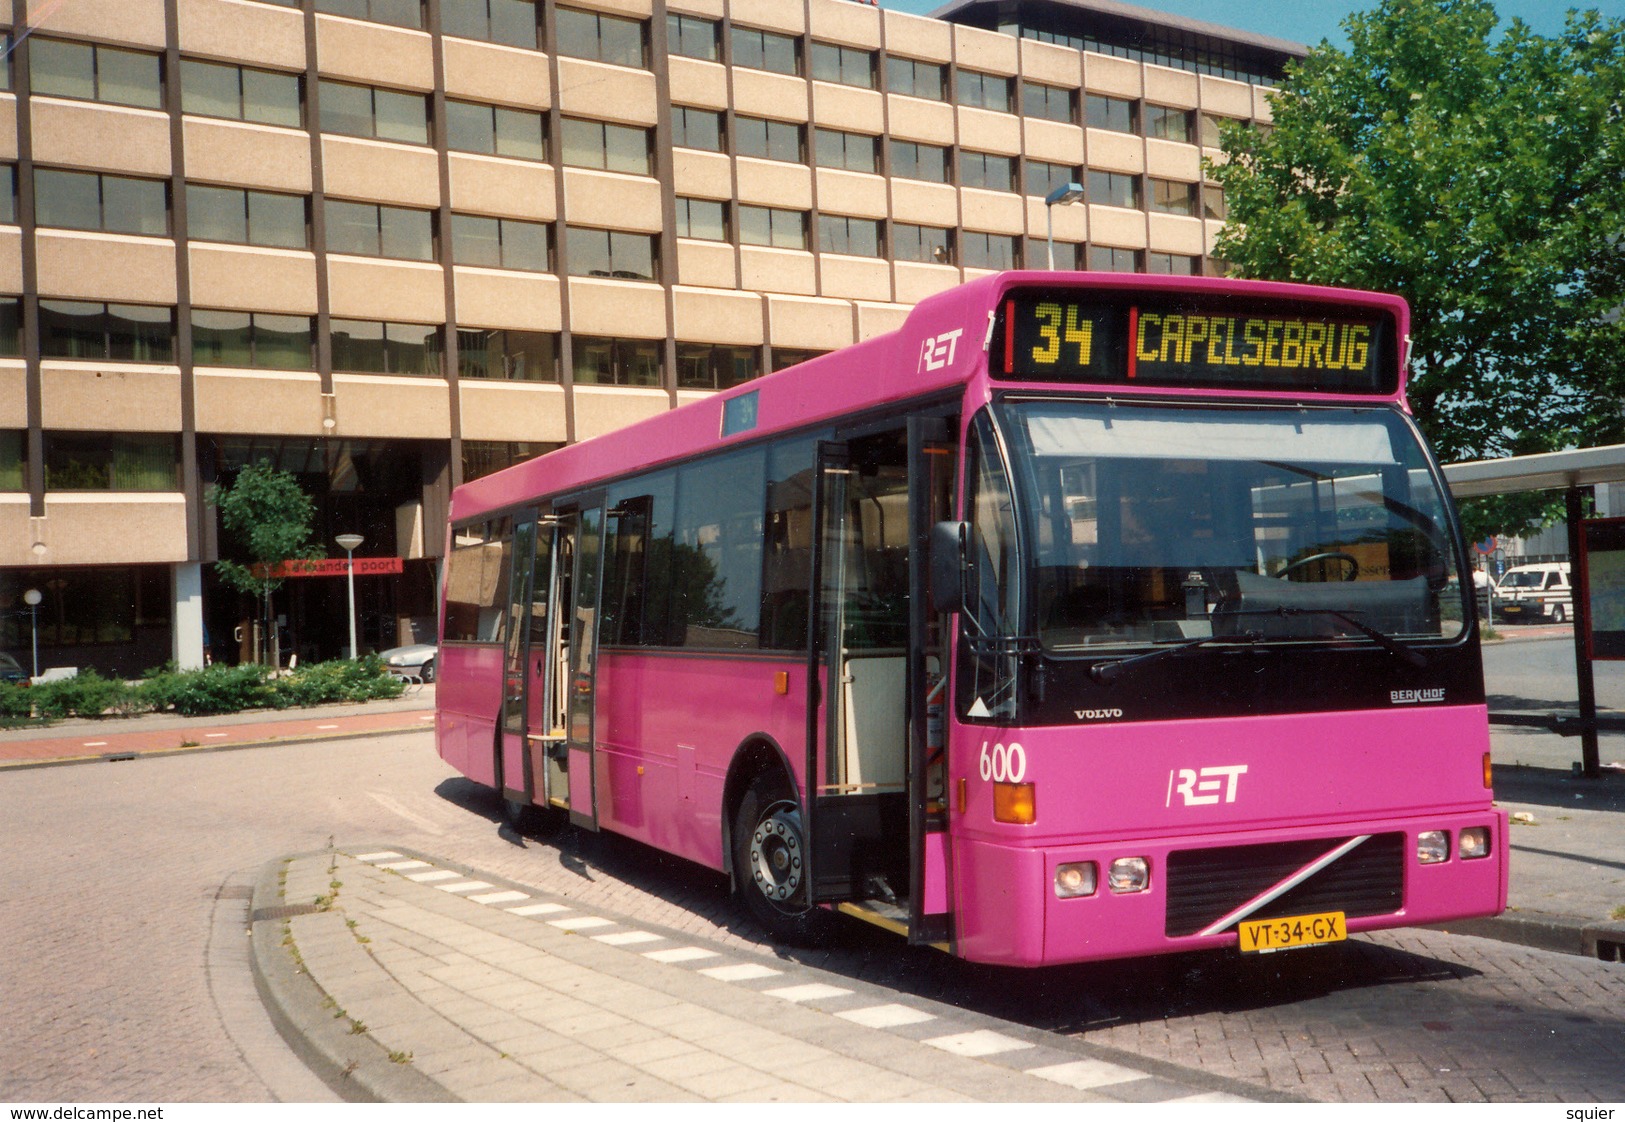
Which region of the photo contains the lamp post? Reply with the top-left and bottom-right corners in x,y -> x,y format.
336,533 -> 364,660
1044,181 -> 1085,270
22,588 -> 41,679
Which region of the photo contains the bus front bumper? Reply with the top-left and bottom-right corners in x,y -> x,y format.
950,809 -> 1510,967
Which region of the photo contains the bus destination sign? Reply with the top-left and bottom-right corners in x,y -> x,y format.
998,289 -> 1397,395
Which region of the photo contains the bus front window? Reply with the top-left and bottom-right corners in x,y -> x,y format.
960,413 -> 1023,719
997,401 -> 1467,654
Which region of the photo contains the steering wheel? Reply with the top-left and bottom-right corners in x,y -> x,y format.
1278,552 -> 1360,582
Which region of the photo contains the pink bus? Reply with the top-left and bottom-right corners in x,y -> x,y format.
436,271 -> 1507,967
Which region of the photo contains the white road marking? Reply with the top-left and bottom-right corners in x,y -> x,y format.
355,851 -> 402,862
547,916 -> 615,930
1026,1059 -> 1146,1089
763,983 -> 851,1003
838,1004 -> 936,1028
377,860 -> 430,871
924,1030 -> 1035,1057
470,890 -> 529,905
699,963 -> 781,982
435,880 -> 494,893
508,902 -> 570,916
643,947 -> 719,964
407,870 -> 461,882
364,791 -> 444,834
593,931 -> 663,946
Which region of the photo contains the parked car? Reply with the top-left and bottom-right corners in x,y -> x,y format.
1495,562 -> 1572,624
379,642 -> 436,682
0,652 -> 27,685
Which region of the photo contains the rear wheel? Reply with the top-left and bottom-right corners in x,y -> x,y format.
420,657 -> 436,683
733,776 -> 830,945
1551,605 -> 1567,624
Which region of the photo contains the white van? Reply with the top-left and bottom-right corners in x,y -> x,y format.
1495,562 -> 1572,623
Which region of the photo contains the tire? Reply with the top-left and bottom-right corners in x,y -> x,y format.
1551,605 -> 1566,624
420,657 -> 436,683
732,776 -> 830,945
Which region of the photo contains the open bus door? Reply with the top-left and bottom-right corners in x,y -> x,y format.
804,417 -> 955,945
497,514 -> 568,818
561,496 -> 606,831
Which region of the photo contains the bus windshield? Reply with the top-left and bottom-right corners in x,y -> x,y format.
991,400 -> 1468,653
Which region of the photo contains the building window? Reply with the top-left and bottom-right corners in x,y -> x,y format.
187,185 -> 307,248
0,165 -> 16,225
1203,185 -> 1227,221
1025,159 -> 1081,198
1046,241 -> 1082,270
445,99 -> 546,159
890,140 -> 949,183
1089,245 -> 1143,272
1150,178 -> 1197,216
961,231 -> 1017,270
814,127 -> 878,174
958,69 -> 1012,113
319,80 -> 429,144
811,42 -> 874,88
736,116 -> 803,163
456,328 -> 558,380
893,223 -> 952,265
316,0 -> 423,28
568,227 -> 657,280
675,197 -> 727,241
817,214 -> 881,257
676,342 -> 758,390
887,56 -> 945,100
32,38 -> 163,110
668,13 -> 719,61
327,200 -> 436,260
39,301 -> 174,363
44,432 -> 178,491
732,26 -> 800,76
1200,112 -> 1243,148
1021,81 -> 1073,123
1147,252 -> 1199,275
330,319 -> 442,375
560,118 -> 651,174
1145,104 -> 1195,144
571,335 -> 660,386
556,7 -> 647,68
35,169 -> 168,236
1086,93 -> 1138,134
671,105 -> 724,152
0,296 -> 20,355
1088,169 -> 1141,209
451,213 -> 550,270
180,60 -> 301,127
771,347 -> 823,371
192,310 -> 314,369
960,150 -> 1014,192
462,440 -> 560,481
441,0 -> 537,48
0,430 -> 24,491
738,206 -> 807,250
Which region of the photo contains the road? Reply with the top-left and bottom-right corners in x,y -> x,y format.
1483,629 -> 1625,711
2,730 -> 1622,1103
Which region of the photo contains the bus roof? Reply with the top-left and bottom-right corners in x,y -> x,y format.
449,271 -> 1409,521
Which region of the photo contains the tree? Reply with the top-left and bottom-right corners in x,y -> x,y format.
213,461 -> 320,664
1210,0 -> 1625,536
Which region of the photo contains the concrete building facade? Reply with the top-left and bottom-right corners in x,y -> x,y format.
0,0 -> 1302,675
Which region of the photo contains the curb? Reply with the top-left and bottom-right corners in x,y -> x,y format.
247,855 -> 456,1103
0,719 -> 432,772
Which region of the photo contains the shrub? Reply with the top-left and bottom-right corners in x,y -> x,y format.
156,663 -> 275,717
27,669 -> 138,719
272,655 -> 405,707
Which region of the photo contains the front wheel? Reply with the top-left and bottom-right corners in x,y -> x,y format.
732,778 -> 830,945
1551,604 -> 1567,624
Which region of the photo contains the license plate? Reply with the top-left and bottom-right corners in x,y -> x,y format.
1237,911 -> 1346,953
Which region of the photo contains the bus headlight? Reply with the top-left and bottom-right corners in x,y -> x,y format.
1417,831 -> 1449,864
1108,856 -> 1150,893
1458,827 -> 1491,860
1054,862 -> 1097,899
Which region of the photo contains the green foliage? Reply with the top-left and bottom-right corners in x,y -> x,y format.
1210,0 -> 1625,533
212,461 -> 321,601
4,658 -> 405,720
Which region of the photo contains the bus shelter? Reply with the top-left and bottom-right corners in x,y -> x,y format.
1444,443 -> 1625,780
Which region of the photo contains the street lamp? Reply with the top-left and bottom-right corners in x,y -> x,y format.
22,588 -> 41,679
336,533 -> 364,660
1044,181 -> 1085,271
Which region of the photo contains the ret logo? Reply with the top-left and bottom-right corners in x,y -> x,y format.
1166,764 -> 1248,807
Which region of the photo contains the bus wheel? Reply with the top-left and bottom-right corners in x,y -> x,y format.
733,779 -> 829,945
501,796 -> 565,838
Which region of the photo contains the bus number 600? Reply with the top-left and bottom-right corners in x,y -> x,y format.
979,741 -> 1027,783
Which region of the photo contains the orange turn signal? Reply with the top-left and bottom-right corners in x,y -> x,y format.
993,782 -> 1036,824
1483,752 -> 1493,789
774,671 -> 789,695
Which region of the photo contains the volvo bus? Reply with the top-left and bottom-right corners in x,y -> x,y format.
435,271 -> 1507,966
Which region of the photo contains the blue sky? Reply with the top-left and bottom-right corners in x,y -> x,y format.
882,0 -> 1625,50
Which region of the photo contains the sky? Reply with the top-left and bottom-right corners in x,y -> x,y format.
881,0 -> 1625,50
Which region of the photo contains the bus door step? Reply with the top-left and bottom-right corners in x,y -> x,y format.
837,898 -> 911,937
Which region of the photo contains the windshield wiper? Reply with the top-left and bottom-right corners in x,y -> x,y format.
1226,606 -> 1428,667
1089,630 -> 1265,684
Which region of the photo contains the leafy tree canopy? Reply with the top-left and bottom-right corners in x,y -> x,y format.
1211,0 -> 1625,535
212,460 -> 321,600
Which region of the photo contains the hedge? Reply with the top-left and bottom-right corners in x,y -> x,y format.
2,656 -> 407,720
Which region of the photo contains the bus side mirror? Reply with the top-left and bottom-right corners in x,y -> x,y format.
929,521 -> 970,616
